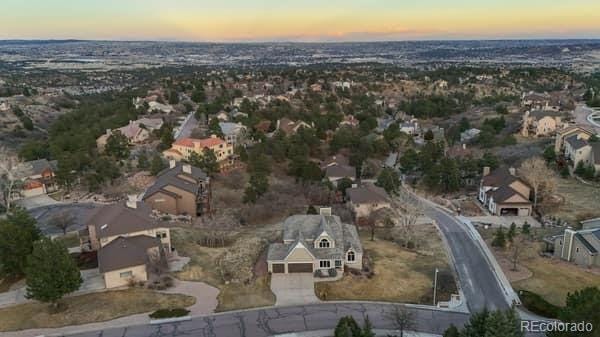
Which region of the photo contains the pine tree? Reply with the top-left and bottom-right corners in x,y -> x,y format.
25,238 -> 82,308
0,209 -> 41,277
492,228 -> 506,248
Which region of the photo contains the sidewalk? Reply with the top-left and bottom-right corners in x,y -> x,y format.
274,330 -> 441,337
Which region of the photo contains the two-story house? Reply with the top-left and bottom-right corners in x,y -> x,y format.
80,198 -> 172,288
521,110 -> 564,137
218,122 -> 248,147
267,208 -> 363,278
346,183 -> 391,221
11,159 -> 58,199
143,161 -> 210,217
550,219 -> 600,268
163,135 -> 234,171
478,167 -> 532,216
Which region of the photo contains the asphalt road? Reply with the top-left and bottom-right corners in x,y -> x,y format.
425,207 -> 510,312
66,303 -> 470,337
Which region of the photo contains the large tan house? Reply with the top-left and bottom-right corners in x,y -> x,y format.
81,199 -> 171,288
346,183 -> 391,221
521,110 -> 564,137
267,208 -> 363,278
142,161 -> 210,217
97,118 -> 163,151
478,167 -> 532,216
163,135 -> 234,170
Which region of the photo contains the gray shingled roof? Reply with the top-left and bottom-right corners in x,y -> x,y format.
325,164 -> 356,179
85,201 -> 163,239
575,233 -> 598,254
144,163 -> 207,198
565,134 -> 589,151
268,214 -> 362,261
346,184 -> 389,205
98,235 -> 160,273
13,159 -> 57,180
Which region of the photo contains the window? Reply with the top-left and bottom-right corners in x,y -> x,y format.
559,240 -> 562,245
319,238 -> 330,248
119,271 -> 133,278
156,231 -> 167,239
319,260 -> 330,268
334,260 -> 342,268
347,251 -> 355,262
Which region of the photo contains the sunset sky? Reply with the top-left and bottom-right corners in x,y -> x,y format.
2,0 -> 600,41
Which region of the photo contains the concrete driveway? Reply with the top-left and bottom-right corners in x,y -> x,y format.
16,194 -> 60,209
271,274 -> 320,306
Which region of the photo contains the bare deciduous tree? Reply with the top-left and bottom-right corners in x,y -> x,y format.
0,147 -> 22,212
48,211 -> 77,235
392,189 -> 423,249
387,305 -> 416,337
508,235 -> 526,272
518,157 -> 556,210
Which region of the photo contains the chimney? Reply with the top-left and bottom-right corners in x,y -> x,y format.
509,167 -> 516,176
462,143 -> 467,150
210,134 -> 217,139
183,164 -> 192,174
169,159 -> 176,169
106,129 -> 111,136
483,166 -> 491,176
126,195 -> 138,209
319,207 -> 332,216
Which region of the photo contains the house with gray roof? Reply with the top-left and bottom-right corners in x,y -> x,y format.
142,161 -> 210,217
267,208 -> 363,278
478,167 -> 532,216
346,183 -> 391,221
551,223 -> 600,268
219,122 -> 247,147
98,235 -> 165,288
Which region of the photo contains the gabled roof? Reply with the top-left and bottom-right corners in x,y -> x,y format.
98,235 -> 160,273
481,168 -> 519,187
143,162 -> 207,198
268,214 -> 363,261
565,134 -> 589,151
346,183 -> 389,205
575,233 -> 598,255
85,201 -> 163,239
325,164 -> 356,180
13,159 -> 57,179
488,185 -> 529,204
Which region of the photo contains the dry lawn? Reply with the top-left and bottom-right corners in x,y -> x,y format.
172,226 -> 277,311
315,226 -> 457,304
0,288 -> 195,332
479,228 -> 600,307
548,177 -> 600,225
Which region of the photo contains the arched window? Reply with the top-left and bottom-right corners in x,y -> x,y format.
347,251 -> 355,262
319,238 -> 330,248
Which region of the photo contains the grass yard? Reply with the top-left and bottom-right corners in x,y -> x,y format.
479,228 -> 600,307
172,226 -> 277,312
548,177 -> 600,225
0,288 -> 195,332
315,225 -> 457,305
54,232 -> 80,248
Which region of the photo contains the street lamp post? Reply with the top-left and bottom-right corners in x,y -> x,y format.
433,268 -> 439,306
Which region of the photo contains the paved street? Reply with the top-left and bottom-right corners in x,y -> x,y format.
428,207 -> 510,311
65,303 -> 469,337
